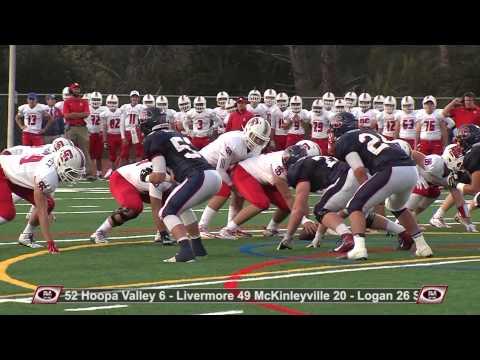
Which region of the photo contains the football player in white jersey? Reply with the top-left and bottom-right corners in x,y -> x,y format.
214,91 -> 229,131
198,117 -> 272,238
16,93 -> 53,146
283,95 -> 310,147
352,93 -> 379,129
86,91 -> 108,178
309,99 -> 330,155
378,96 -> 400,141
271,92 -> 289,151
218,140 -> 320,240
174,95 -> 192,136
246,89 -> 266,117
373,95 -> 385,112
155,96 -> 177,131
90,160 -> 175,244
415,95 -> 448,155
333,99 -> 347,113
183,96 -> 220,150
397,96 -> 418,149
118,91 -> 145,166
344,91 -> 358,112
0,146 -> 86,253
101,95 -> 123,179
322,92 -> 335,112
257,89 -> 278,124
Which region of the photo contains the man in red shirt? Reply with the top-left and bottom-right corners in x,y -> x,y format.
443,92 -> 480,130
63,83 -> 95,179
225,97 -> 254,132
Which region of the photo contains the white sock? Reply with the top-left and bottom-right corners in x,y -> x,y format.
227,205 -> 238,223
226,220 -> 239,231
353,235 -> 366,249
199,206 -> 218,228
434,208 -> 445,218
22,223 -> 36,234
266,218 -> 280,230
385,220 -> 405,234
97,219 -> 113,233
335,224 -> 350,236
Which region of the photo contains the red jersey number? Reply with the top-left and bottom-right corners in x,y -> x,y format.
110,118 -> 120,129
403,119 -> 415,130
313,121 -> 324,133
20,154 -> 44,165
28,114 -> 37,126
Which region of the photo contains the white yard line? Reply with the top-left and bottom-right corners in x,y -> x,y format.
70,206 -> 100,208
195,310 -> 244,315
64,305 -> 128,312
0,297 -> 32,304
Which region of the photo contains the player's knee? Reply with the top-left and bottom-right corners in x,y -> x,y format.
162,214 -> 183,231
314,204 -> 331,223
109,207 -> 139,226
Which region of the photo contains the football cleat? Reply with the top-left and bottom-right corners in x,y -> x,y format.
331,233 -> 354,253
454,214 -> 479,232
90,231 -> 109,244
346,246 -> 368,260
191,238 -> 208,257
429,216 -> 451,228
233,228 -> 252,238
263,228 -> 280,237
218,227 -> 239,240
154,231 -> 175,245
18,233 -> 43,248
199,225 -> 218,239
163,243 -> 196,263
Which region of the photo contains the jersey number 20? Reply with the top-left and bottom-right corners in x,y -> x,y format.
170,137 -> 202,159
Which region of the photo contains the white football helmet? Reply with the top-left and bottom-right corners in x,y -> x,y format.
423,95 -> 437,107
311,99 -> 324,115
225,98 -> 237,113
391,139 -> 412,157
106,94 -> 119,110
62,86 -> 71,101
442,144 -> 464,172
263,89 -> 277,107
51,137 -> 74,152
216,91 -> 229,108
276,92 -> 289,111
156,96 -> 168,111
358,93 -> 372,111
322,92 -> 335,109
334,99 -> 347,113
82,93 -> 91,100
54,145 -> 86,183
401,96 -> 415,113
344,92 -> 357,107
194,96 -> 207,113
178,95 -> 191,112
296,139 -> 321,156
373,95 -> 385,111
89,91 -> 102,108
142,94 -> 155,108
248,89 -> 262,105
290,95 -> 302,113
383,96 -> 397,114
244,116 -> 272,152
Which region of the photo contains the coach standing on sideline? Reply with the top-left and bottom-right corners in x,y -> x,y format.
225,97 -> 254,132
63,83 -> 95,180
443,92 -> 480,133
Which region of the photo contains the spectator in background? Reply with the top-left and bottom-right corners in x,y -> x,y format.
43,94 -> 65,144
225,97 -> 254,132
63,83 -> 95,180
15,93 -> 52,146
443,92 -> 480,132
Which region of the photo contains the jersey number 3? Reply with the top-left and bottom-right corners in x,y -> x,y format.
170,136 -> 202,159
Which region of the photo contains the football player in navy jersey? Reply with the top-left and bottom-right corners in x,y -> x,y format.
329,112 -> 433,260
141,108 -> 222,262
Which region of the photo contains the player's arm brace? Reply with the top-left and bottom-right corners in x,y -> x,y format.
345,152 -> 368,184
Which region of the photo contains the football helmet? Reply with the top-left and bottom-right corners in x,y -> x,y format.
282,145 -> 308,170
290,95 -> 302,113
54,145 -> 86,183
248,89 -> 262,105
373,95 -> 385,111
82,93 -> 91,101
296,139 -> 321,156
51,137 -> 74,152
322,92 -> 335,109
344,91 -> 358,107
401,96 -> 415,113
311,99 -> 324,115
442,144 -> 464,172
62,86 -> 71,101
178,95 -> 191,112
244,116 -> 272,152
140,107 -> 169,135
194,96 -> 207,112
334,99 -> 346,113
225,98 -> 237,113
456,124 -> 480,152
216,91 -> 229,108
383,96 -> 397,114
263,89 -> 277,107
90,91 -> 102,108
330,112 -> 358,139
422,95 -> 437,107
358,93 -> 372,111
276,92 -> 289,111
156,96 -> 168,111
106,95 -> 119,110
142,94 -> 155,108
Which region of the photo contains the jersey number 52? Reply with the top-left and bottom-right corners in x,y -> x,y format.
170,136 -> 202,159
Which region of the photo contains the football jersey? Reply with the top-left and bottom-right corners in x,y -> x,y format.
116,160 -> 172,194
3,144 -> 52,156
378,110 -> 401,139
0,154 -> 58,194
334,129 -> 415,174
416,109 -> 445,140
257,103 -> 278,125
309,112 -> 331,139
101,108 -> 123,135
199,131 -> 253,169
174,111 -> 190,135
352,108 -> 379,129
18,104 -> 50,134
86,105 -> 108,134
120,103 -> 143,133
238,151 -> 286,186
287,155 -> 350,192
271,107 -> 288,136
247,103 -> 267,118
283,109 -> 310,135
185,108 -> 218,137
417,154 -> 449,187
143,130 -> 213,183
398,110 -> 418,140
214,107 -> 228,125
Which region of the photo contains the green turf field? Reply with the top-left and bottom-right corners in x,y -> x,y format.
0,180 -> 479,315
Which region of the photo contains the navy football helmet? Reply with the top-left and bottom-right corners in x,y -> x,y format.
330,112 -> 358,139
456,124 -> 480,152
140,107 -> 168,135
282,145 -> 308,170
